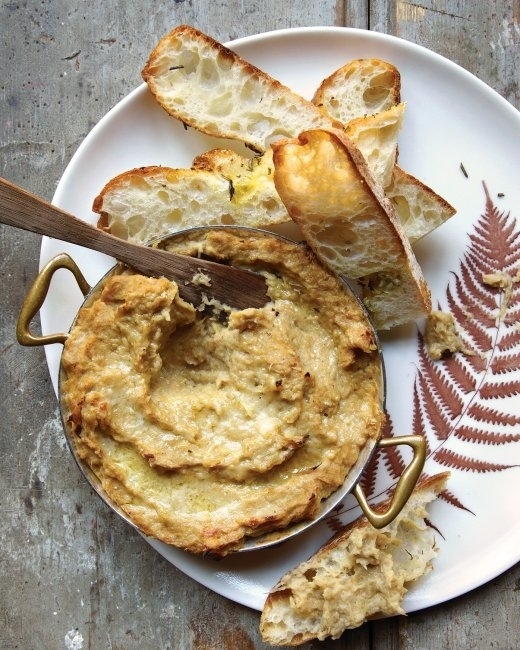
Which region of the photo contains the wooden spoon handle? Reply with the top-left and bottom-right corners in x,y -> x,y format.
0,177 -> 269,309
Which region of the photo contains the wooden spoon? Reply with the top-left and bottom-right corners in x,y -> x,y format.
0,177 -> 269,309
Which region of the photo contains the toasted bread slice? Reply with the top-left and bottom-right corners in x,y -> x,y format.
190,104 -> 454,250
272,129 -> 432,329
260,472 -> 450,646
312,58 -> 401,123
142,24 -> 340,153
191,101 -> 404,192
93,164 -> 288,243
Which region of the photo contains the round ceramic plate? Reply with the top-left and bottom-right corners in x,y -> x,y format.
41,27 -> 520,612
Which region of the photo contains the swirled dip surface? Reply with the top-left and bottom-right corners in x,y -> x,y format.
61,229 -> 384,555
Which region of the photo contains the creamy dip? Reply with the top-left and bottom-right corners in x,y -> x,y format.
61,229 -> 384,555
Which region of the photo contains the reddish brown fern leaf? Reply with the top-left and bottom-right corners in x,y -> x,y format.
466,243 -> 509,275
453,268 -> 496,312
509,280 -> 520,307
438,488 -> 475,514
445,290 -> 493,352
491,353 -> 520,374
460,248 -> 495,279
411,390 -> 434,451
424,518 -> 446,538
359,415 -> 396,497
357,434 -> 386,499
475,206 -> 520,264
479,378 -> 520,399
504,307 -> 520,325
412,387 -> 422,436
506,291 -> 520,311
498,328 -> 520,352
434,447 -> 517,472
504,249 -> 520,268
473,188 -> 519,265
464,349 -> 488,373
376,187 -> 519,514
454,424 -> 520,445
381,442 -> 407,480
454,262 -> 498,312
358,467 -> 378,499
467,402 -> 520,426
382,417 -> 395,438
442,355 -> 477,393
420,362 -> 464,418
466,239 -> 520,276
445,291 -> 493,344
415,374 -> 454,440
417,342 -> 465,418
325,515 -> 345,534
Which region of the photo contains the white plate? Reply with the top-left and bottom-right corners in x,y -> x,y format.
41,27 -> 520,612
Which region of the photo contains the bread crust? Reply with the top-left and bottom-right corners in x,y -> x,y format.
386,166 -> 456,243
97,31 -> 453,330
311,57 -> 455,241
344,103 -> 405,188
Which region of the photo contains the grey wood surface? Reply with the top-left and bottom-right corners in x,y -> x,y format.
1,2 -> 519,648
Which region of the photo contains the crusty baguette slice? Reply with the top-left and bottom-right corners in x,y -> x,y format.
142,25 -> 341,153
93,164 -> 288,243
312,58 -> 401,123
386,166 -> 456,243
260,472 -> 450,646
272,129 -> 431,329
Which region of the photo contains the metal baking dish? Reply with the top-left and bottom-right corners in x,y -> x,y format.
17,226 -> 425,553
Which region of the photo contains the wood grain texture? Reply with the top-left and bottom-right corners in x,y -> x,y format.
1,1 -> 519,649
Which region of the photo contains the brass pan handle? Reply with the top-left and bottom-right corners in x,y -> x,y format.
353,434 -> 426,529
17,253 -> 91,346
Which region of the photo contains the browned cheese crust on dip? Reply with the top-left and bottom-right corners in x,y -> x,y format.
61,229 -> 385,555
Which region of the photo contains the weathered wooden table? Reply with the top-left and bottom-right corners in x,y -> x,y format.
1,2 -> 519,648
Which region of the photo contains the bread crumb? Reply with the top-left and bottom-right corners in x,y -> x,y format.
482,269 -> 519,320
425,311 -> 473,360
195,293 -> 233,316
189,270 -> 212,288
186,270 -> 234,316
482,270 -> 513,290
